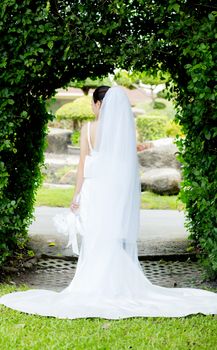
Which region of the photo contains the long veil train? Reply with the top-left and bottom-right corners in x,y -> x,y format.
0,86 -> 217,319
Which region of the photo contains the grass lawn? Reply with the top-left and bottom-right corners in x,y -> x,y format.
35,186 -> 185,210
0,284 -> 216,350
135,97 -> 176,120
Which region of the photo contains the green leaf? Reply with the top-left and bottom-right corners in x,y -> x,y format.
172,4 -> 180,13
47,41 -> 53,50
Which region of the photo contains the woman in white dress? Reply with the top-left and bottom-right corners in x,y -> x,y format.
0,85 -> 217,319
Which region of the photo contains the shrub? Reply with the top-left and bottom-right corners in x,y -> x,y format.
55,96 -> 95,130
71,130 -> 81,146
153,101 -> 166,110
157,84 -> 176,101
136,115 -> 168,141
165,119 -> 185,138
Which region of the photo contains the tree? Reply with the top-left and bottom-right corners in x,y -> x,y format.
69,76 -> 112,95
133,70 -> 170,105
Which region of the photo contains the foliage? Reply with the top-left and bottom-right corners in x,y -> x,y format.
157,82 -> 177,102
0,0 -> 113,264
136,115 -> 168,141
134,70 -> 170,86
55,96 -> 95,129
71,130 -> 81,146
69,68 -> 169,95
165,119 -> 185,138
1,0 -> 216,276
113,69 -> 136,89
109,69 -> 170,93
153,101 -> 166,110
69,76 -> 112,95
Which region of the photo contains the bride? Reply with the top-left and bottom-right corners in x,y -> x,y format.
0,85 -> 217,319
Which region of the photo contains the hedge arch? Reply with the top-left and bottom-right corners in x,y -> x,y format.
0,1 -> 216,276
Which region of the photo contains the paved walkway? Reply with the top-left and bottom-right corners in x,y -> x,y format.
28,207 -> 192,258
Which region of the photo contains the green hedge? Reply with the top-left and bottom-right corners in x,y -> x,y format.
1,1 -> 217,278
136,115 -> 168,141
0,99 -> 52,264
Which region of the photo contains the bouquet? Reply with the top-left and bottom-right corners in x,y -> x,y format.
52,193 -> 82,255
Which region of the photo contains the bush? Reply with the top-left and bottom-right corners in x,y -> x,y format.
157,85 -> 176,100
165,119 -> 185,138
71,130 -> 80,146
136,115 -> 168,141
157,89 -> 168,99
153,101 -> 166,109
55,96 -> 95,130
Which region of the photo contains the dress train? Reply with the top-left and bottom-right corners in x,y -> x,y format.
1,120 -> 217,319
0,176 -> 217,319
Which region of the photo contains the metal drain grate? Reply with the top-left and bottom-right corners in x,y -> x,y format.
11,257 -> 216,292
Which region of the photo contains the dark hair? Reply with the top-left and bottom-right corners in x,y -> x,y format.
93,85 -> 110,103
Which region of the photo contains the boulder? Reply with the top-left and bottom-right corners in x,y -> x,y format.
138,142 -> 181,169
141,167 -> 181,195
45,128 -> 72,154
149,137 -> 176,148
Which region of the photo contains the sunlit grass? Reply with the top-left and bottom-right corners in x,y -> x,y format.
141,191 -> 184,210
0,284 -> 216,350
35,186 -> 184,210
135,97 -> 176,120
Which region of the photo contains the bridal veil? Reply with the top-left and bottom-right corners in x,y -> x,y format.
82,85 -> 141,263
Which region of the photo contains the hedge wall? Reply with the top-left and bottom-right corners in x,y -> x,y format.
136,115 -> 168,141
1,0 -> 216,277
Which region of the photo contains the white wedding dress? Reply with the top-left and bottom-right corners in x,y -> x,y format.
1,87 -> 217,319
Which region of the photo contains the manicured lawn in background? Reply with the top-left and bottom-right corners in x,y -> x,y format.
140,191 -> 184,210
35,186 -> 184,210
135,97 -> 176,120
0,284 -> 216,350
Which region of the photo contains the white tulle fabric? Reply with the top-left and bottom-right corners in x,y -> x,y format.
0,86 -> 217,319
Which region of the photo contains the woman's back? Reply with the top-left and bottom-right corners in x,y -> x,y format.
88,120 -> 98,153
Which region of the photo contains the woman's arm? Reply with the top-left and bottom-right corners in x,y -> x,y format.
70,123 -> 88,211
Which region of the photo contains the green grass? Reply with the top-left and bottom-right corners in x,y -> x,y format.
141,191 -> 184,210
36,186 -> 74,207
135,98 -> 176,120
35,186 -> 185,210
0,284 -> 216,350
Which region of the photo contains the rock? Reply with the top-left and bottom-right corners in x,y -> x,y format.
23,257 -> 38,269
138,143 -> 181,169
45,128 -> 72,154
67,145 -> 80,155
141,167 -> 181,195
149,137 -> 176,148
23,261 -> 34,269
